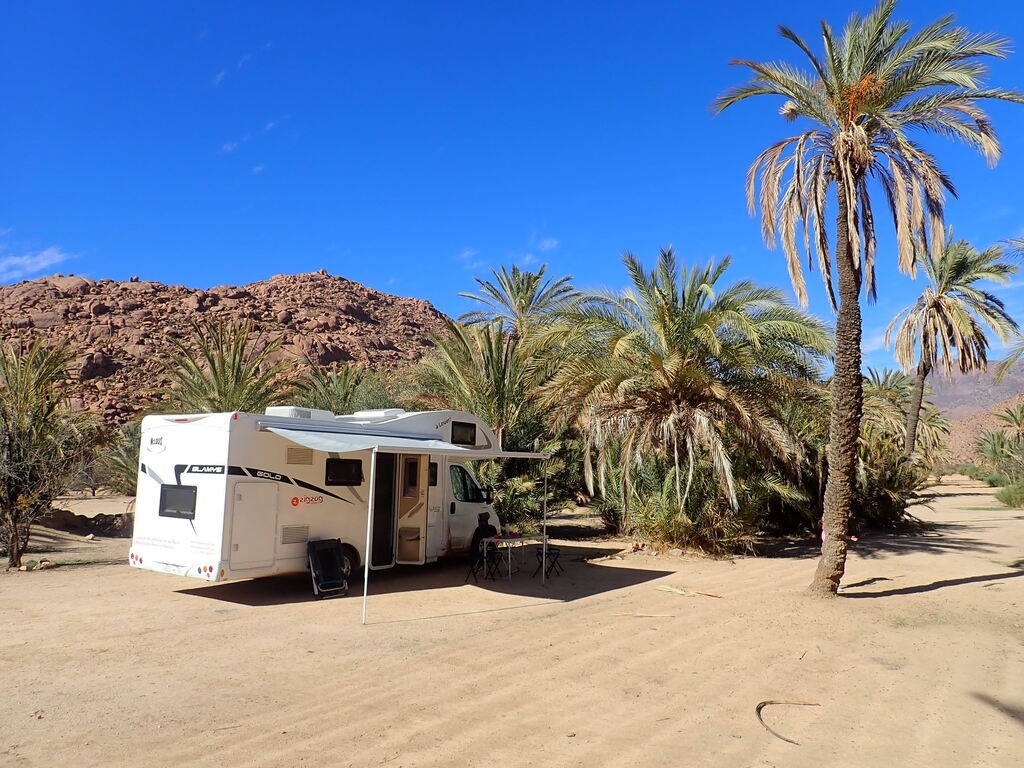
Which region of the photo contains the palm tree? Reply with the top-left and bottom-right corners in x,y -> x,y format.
295,363 -> 364,415
1,339 -> 101,568
544,248 -> 831,525
886,235 -> 1018,456
98,421 -> 142,496
161,318 -> 292,413
996,238 -> 1024,381
714,0 -> 1022,596
996,404 -> 1024,440
407,319 -> 545,451
459,264 -> 577,338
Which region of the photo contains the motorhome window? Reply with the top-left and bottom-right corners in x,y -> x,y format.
403,457 -> 419,497
428,462 -> 438,487
159,485 -> 197,519
325,458 -> 363,486
449,465 -> 483,503
450,421 -> 477,446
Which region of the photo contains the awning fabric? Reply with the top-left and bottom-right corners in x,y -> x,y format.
264,426 -> 547,461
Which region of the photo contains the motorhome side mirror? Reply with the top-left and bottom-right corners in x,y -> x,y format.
483,487 -> 494,504
449,502 -> 456,515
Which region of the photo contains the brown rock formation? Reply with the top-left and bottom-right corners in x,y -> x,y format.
1,270 -> 448,424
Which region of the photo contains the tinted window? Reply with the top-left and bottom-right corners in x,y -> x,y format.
159,485 -> 197,519
451,421 -> 477,446
449,465 -> 483,503
428,462 -> 438,487
326,458 -> 363,486
403,457 -> 419,497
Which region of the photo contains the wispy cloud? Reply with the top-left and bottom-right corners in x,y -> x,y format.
237,53 -> 253,70
536,237 -> 559,252
212,69 -> 228,87
251,165 -> 265,175
218,133 -> 251,155
861,328 -> 889,355
264,120 -> 279,132
456,247 -> 486,272
518,252 -> 540,267
0,246 -> 74,282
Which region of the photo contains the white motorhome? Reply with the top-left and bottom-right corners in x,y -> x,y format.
129,407 -> 540,584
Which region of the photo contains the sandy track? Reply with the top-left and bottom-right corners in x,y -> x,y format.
2,477 -> 1022,767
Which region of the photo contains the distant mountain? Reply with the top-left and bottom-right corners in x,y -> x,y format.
927,363 -> 1024,463
0,270 -> 449,424
928,363 -> 1024,419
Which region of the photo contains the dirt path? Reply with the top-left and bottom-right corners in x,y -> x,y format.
1,477 -> 1021,767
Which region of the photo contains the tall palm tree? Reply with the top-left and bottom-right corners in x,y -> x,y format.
459,264 -> 577,338
886,235 -> 1018,456
161,318 -> 292,413
544,248 -> 831,522
715,0 -> 1022,596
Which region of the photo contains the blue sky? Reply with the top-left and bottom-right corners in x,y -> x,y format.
3,1 -> 1023,368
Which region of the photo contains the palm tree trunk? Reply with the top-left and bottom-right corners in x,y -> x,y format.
903,360 -> 931,457
809,191 -> 863,598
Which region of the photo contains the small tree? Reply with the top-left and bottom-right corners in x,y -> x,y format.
1,339 -> 102,568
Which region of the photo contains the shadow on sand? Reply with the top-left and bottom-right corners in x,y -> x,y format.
176,542 -> 672,608
841,569 -> 1024,598
758,520 -> 1007,561
972,692 -> 1024,730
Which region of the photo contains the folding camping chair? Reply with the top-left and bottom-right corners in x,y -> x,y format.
465,539 -> 504,583
532,546 -> 563,578
307,539 -> 349,599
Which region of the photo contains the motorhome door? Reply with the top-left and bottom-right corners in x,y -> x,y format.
370,453 -> 397,568
395,454 -> 427,564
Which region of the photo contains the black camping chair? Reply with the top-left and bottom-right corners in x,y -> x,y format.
307,539 -> 349,599
465,537 -> 504,583
532,546 -> 563,578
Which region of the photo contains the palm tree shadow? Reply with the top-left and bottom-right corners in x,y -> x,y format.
841,569 -> 1024,598
972,692 -> 1024,729
757,521 -> 1003,560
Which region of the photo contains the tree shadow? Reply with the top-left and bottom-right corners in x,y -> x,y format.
756,521 -> 1005,561
176,543 -> 671,608
841,569 -> 1024,598
972,692 -> 1024,729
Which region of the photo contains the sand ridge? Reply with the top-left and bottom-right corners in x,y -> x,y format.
1,477 -> 1022,767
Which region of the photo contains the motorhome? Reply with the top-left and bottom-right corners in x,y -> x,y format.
128,407 -> 540,584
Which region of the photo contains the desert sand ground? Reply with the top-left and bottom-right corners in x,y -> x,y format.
1,477 -> 1022,767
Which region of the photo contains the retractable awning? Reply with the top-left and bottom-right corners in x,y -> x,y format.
264,426 -> 547,461
263,421 -> 550,625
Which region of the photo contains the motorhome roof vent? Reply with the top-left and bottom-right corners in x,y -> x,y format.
264,406 -> 335,420
345,409 -> 406,421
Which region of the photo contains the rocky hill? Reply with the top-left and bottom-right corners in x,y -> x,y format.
1,270 -> 449,424
928,363 -> 1024,463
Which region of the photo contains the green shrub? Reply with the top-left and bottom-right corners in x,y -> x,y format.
995,480 -> 1024,508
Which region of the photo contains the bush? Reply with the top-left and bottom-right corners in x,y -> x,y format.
995,480 -> 1024,508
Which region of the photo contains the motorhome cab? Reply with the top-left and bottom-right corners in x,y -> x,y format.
129,407 -> 541,583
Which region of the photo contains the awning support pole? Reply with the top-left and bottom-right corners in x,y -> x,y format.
542,464 -> 548,586
361,447 -> 378,625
